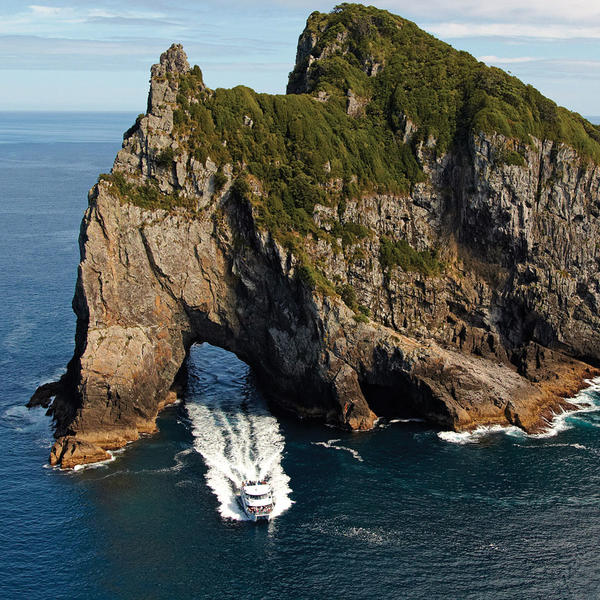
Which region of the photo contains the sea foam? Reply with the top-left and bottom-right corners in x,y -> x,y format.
437,425 -> 522,445
312,439 -> 364,462
437,377 -> 600,445
187,383 -> 292,521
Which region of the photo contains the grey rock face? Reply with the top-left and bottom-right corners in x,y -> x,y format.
37,45 -> 600,468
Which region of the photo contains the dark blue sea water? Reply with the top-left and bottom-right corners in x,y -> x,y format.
1,112 -> 600,600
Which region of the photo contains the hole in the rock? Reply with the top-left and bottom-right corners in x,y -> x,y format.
182,342 -> 292,520
184,342 -> 252,400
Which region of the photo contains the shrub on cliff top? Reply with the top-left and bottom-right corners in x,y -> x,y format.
288,4 -> 600,162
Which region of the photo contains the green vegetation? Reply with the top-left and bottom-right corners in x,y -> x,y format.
296,264 -> 317,289
289,3 -> 600,162
379,236 -> 443,276
99,172 -> 195,211
330,220 -> 370,248
295,260 -> 335,295
357,304 -> 371,317
335,282 -> 372,321
172,80 -> 426,223
353,312 -> 370,324
213,167 -> 228,192
112,3 -> 600,295
336,283 -> 358,310
155,147 -> 175,169
497,147 -> 527,167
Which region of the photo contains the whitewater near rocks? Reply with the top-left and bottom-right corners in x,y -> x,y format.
437,377 -> 600,444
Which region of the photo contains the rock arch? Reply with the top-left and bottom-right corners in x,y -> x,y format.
30,43 -> 600,468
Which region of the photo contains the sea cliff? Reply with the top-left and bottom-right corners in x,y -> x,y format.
31,4 -> 600,468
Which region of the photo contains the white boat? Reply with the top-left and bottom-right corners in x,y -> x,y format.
239,480 -> 274,521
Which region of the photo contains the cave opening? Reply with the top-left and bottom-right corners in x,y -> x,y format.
359,375 -> 451,427
359,381 -> 423,420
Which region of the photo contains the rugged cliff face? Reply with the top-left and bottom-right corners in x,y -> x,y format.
31,6 -> 600,468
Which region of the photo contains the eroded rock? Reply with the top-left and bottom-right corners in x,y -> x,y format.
31,35 -> 600,468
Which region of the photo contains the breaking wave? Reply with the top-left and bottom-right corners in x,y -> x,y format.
437,377 -> 600,445
437,425 -> 522,445
186,344 -> 292,521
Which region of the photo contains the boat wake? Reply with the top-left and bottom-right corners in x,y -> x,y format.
186,344 -> 292,521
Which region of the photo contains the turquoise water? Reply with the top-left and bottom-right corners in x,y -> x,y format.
1,112 -> 600,599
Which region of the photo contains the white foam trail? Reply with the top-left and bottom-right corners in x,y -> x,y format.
313,439 -> 364,462
304,520 -> 391,546
516,442 -> 588,450
187,386 -> 292,522
389,418 -> 425,424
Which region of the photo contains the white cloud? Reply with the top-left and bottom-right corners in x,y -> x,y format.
425,22 -> 600,40
28,5 -> 63,17
0,4 -> 181,36
478,56 -> 600,70
374,0 -> 600,24
87,8 -> 168,20
477,56 -> 537,64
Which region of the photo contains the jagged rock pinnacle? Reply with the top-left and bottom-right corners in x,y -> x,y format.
151,43 -> 190,78
146,44 -> 192,124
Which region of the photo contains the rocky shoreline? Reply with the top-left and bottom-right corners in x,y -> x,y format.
32,359 -> 599,470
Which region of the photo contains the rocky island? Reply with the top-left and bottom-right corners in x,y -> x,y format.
30,3 -> 600,468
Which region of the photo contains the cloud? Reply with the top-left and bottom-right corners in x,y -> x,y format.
28,5 -> 63,17
478,56 -> 600,84
424,22 -> 600,40
0,4 -> 180,35
477,56 -> 537,64
85,16 -> 183,28
359,0 -> 600,24
0,34 -> 288,71
478,56 -> 600,71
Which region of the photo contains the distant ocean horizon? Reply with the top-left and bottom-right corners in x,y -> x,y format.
2,112 -> 600,600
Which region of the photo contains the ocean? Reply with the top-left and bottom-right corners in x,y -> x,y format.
1,112 -> 600,600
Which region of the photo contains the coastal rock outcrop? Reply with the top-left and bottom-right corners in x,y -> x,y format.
32,6 -> 600,467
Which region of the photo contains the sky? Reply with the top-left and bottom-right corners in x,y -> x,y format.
0,1 -> 599,117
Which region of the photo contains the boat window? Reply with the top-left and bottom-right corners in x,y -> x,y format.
248,494 -> 269,500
